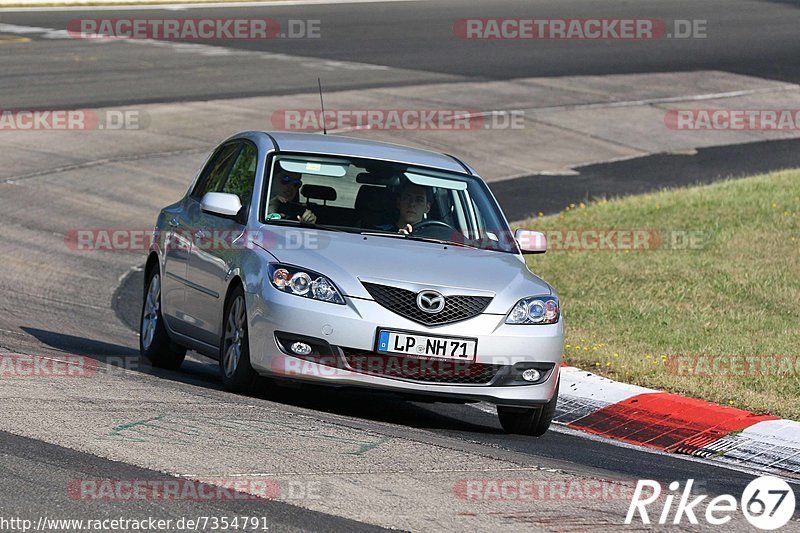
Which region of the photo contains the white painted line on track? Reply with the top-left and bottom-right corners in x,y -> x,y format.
0,22 -> 391,70
180,466 -> 548,477
0,0 -> 425,12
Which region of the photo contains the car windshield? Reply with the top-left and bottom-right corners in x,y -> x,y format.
262,154 -> 518,253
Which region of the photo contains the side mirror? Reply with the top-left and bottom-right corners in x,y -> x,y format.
515,229 -> 546,254
200,192 -> 242,218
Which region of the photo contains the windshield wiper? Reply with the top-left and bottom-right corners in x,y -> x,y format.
360,231 -> 409,239
361,230 -> 480,248
265,219 -> 346,232
403,235 -> 480,249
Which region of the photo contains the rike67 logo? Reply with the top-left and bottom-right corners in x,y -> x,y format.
626,476 -> 796,530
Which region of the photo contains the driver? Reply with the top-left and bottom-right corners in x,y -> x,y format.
375,181 -> 432,234
267,170 -> 317,223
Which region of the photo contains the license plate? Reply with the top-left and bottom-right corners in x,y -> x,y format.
377,330 -> 477,361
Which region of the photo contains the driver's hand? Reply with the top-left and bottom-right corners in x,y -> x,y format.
398,224 -> 413,235
297,209 -> 317,224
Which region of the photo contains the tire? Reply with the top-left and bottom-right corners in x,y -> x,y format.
219,284 -> 259,393
497,381 -> 559,436
140,267 -> 186,369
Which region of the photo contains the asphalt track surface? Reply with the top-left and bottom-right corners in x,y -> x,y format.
2,0 -> 800,107
0,430 -> 386,532
2,0 -> 800,530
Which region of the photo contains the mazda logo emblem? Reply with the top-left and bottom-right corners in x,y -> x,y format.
416,290 -> 445,314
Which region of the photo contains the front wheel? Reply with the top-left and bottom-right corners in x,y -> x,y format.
219,285 -> 259,393
140,268 -> 186,369
497,381 -> 559,436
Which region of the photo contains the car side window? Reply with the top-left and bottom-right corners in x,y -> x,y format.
191,142 -> 241,200
221,142 -> 257,209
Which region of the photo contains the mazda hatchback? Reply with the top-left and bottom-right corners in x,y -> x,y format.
140,132 -> 563,435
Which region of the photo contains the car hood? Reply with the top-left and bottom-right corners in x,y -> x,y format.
259,226 -> 552,314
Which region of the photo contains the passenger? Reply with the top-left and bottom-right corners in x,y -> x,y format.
267,170 -> 317,223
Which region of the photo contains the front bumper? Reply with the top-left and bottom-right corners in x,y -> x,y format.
246,288 -> 563,407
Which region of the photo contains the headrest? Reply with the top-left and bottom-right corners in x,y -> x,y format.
301,184 -> 337,202
355,185 -> 393,212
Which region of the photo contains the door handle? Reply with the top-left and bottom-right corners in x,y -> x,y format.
194,229 -> 207,241
168,217 -> 179,228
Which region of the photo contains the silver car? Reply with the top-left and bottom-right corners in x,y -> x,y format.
140,132 -> 563,435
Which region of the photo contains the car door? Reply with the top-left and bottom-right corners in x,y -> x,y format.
160,204 -> 192,333
177,141 -> 242,342
184,141 -> 258,346
160,146 -> 232,335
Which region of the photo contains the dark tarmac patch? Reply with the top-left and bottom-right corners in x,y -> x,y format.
492,138 -> 800,222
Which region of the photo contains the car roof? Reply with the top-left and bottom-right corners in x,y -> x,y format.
257,131 -> 470,174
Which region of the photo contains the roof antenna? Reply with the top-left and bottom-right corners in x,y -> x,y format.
318,77 -> 327,135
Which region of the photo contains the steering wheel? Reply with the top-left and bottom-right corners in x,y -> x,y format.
412,220 -> 459,240
413,220 -> 453,232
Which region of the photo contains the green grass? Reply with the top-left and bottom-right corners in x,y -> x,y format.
520,169 -> 800,420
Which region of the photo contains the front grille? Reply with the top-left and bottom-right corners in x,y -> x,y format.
361,282 -> 492,326
339,349 -> 503,385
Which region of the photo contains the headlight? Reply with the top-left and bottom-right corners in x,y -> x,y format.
506,296 -> 559,325
268,264 -> 345,304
